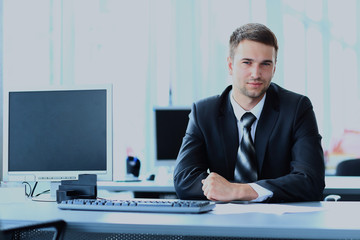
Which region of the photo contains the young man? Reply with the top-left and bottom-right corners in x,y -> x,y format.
173,23 -> 325,203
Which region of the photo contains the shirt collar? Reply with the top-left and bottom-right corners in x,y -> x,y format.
229,89 -> 266,121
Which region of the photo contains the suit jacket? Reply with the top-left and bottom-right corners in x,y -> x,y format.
174,83 -> 325,202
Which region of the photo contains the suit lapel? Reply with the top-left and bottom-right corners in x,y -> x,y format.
255,84 -> 280,173
218,86 -> 239,179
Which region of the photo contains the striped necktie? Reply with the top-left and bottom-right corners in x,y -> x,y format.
234,112 -> 258,183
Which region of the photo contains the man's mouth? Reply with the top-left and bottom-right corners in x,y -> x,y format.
247,81 -> 263,87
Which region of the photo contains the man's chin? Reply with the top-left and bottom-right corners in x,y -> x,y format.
245,90 -> 266,99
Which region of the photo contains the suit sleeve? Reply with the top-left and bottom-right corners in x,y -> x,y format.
173,103 -> 209,200
257,96 -> 325,202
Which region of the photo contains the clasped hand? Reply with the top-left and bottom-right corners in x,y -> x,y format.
201,172 -> 258,202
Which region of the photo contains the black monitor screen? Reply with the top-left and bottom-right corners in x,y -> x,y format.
8,90 -> 107,172
155,108 -> 190,160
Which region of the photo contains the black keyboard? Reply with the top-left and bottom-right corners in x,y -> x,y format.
58,199 -> 216,213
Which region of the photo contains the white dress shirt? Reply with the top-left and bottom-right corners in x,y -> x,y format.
229,90 -> 273,202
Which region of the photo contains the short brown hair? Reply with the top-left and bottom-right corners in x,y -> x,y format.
229,23 -> 278,61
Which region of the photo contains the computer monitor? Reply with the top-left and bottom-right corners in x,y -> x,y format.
153,106 -> 191,167
2,85 -> 113,182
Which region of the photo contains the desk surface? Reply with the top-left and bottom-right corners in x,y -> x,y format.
97,179 -> 175,192
1,196 -> 360,239
98,176 -> 360,194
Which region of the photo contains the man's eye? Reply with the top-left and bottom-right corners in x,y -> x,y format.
242,61 -> 251,65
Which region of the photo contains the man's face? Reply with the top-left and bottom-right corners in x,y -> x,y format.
228,40 -> 276,105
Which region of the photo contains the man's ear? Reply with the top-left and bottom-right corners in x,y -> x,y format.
227,56 -> 233,75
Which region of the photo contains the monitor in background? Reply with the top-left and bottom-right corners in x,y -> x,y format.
2,85 -> 113,183
153,107 -> 191,168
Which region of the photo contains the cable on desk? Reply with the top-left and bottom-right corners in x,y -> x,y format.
34,189 -> 50,197
22,181 -> 50,199
22,181 -> 32,197
31,182 -> 38,197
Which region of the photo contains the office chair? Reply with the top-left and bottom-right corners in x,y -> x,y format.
336,158 -> 360,176
1,219 -> 66,240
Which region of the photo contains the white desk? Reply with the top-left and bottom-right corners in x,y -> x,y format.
97,180 -> 175,192
1,195 -> 360,239
98,179 -> 177,198
98,176 -> 360,200
323,176 -> 360,200
99,176 -> 360,191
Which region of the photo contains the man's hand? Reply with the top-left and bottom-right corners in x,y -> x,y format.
201,172 -> 258,201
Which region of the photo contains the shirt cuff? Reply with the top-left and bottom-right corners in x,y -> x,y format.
248,183 -> 273,202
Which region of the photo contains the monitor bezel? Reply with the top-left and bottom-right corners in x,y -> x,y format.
152,106 -> 191,167
2,84 -> 113,182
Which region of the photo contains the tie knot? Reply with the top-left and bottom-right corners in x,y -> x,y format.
241,112 -> 256,129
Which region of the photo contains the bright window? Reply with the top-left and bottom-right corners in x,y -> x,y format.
2,0 -> 360,176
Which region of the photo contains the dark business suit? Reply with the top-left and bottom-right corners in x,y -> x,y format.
174,83 -> 325,203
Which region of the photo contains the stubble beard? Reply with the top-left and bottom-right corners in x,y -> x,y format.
240,80 -> 270,99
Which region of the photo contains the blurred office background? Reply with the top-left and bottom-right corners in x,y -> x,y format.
1,0 -> 360,178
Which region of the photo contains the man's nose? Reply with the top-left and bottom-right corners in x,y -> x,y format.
250,64 -> 261,79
